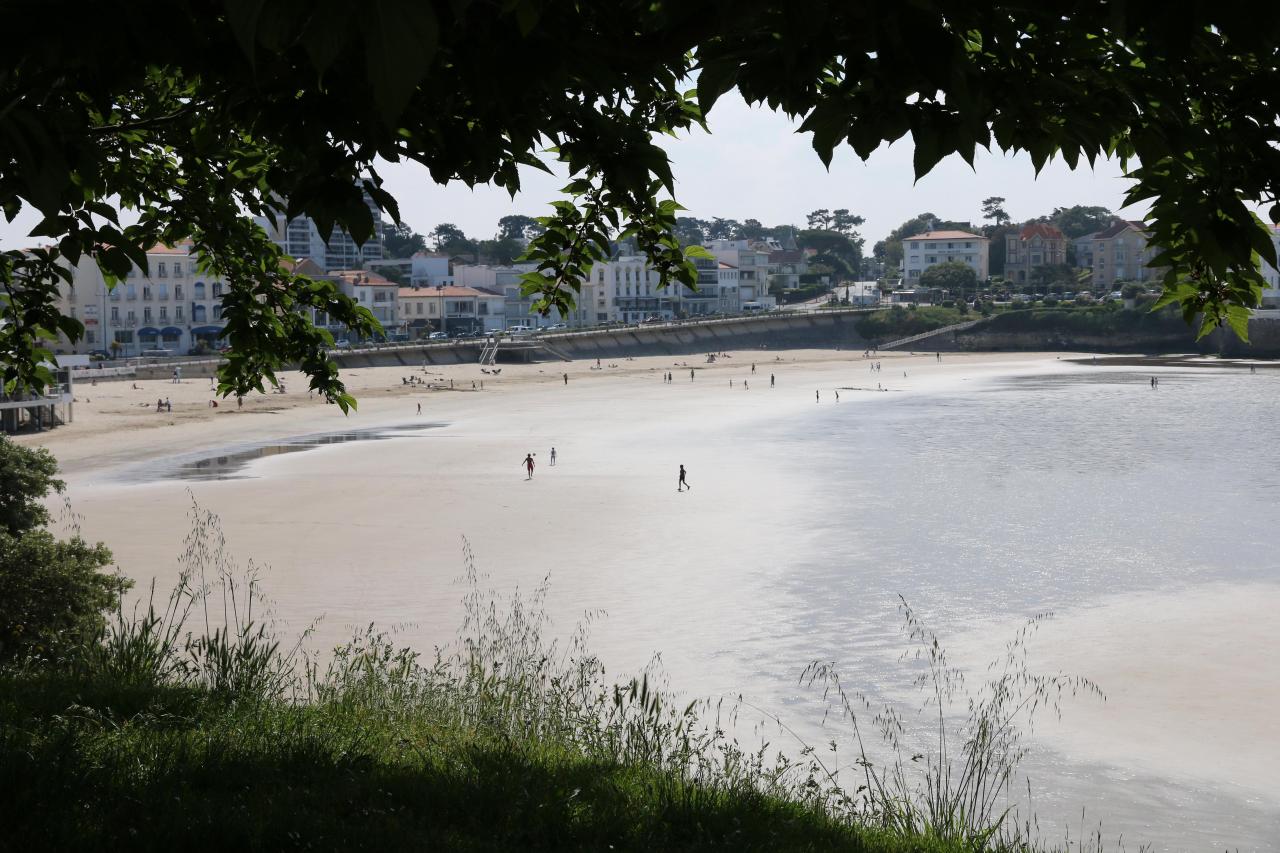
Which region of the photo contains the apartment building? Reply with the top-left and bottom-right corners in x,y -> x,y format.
704,240 -> 773,304
452,263 -> 574,328
1085,221 -> 1163,287
61,244 -> 233,356
254,189 -> 384,272
398,285 -> 505,336
1004,223 -> 1067,284
326,270 -> 399,336
903,230 -> 990,282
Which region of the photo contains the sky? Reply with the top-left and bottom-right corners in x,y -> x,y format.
0,91 -> 1149,251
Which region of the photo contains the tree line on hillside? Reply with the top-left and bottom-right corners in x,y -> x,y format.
384,209 -> 869,282
391,202 -> 1120,291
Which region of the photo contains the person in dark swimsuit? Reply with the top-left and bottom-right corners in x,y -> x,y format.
678,464 -> 690,492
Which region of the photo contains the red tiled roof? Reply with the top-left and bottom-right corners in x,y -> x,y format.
145,243 -> 192,255
1018,223 -> 1065,241
330,269 -> 397,286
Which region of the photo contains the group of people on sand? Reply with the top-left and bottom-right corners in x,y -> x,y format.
522,447 -> 558,479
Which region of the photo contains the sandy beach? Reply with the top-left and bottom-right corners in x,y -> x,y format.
19,347 -> 1280,847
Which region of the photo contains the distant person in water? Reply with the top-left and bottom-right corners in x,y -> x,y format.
417,402 -> 421,414
678,464 -> 690,492
834,390 -> 839,401
550,447 -> 557,466
815,390 -> 820,403
524,453 -> 535,479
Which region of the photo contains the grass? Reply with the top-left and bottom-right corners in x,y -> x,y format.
0,505 -> 1118,852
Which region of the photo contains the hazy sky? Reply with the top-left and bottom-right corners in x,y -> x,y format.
0,91 -> 1149,251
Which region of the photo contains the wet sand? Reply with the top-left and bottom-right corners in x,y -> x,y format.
22,348 -> 1280,848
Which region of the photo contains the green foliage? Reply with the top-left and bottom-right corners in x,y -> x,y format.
919,261 -> 978,294
496,214 -> 545,242
0,530 -> 125,663
1029,263 -> 1078,292
876,214 -> 972,266
981,197 -> 1010,226
1120,282 -> 1146,300
1045,206 -> 1116,239
3,2 -> 1280,398
380,222 -> 428,258
0,438 -> 63,537
855,306 -> 966,340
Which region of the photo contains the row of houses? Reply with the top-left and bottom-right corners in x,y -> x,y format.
901,220 -> 1280,306
52,234 -> 810,355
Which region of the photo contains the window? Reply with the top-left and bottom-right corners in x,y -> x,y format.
110,288 -> 121,301
126,285 -> 137,300
115,331 -> 133,344
212,282 -> 223,298
143,307 -> 152,322
429,303 -> 437,315
126,310 -> 135,323
159,306 -> 167,320
157,284 -> 168,300
172,261 -> 183,277
213,305 -> 223,320
86,330 -> 96,344
194,282 -> 205,299
909,242 -> 920,249
157,262 -> 168,278
143,286 -> 152,300
415,302 -> 423,315
192,305 -> 206,322
175,305 -> 184,321
174,284 -> 184,300
110,307 -> 119,322
925,242 -> 937,249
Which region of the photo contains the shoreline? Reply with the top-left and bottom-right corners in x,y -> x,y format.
20,348 -> 1277,850
21,348 -> 1080,479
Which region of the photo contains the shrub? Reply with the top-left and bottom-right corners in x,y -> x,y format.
0,437 -> 63,537
0,529 -> 127,663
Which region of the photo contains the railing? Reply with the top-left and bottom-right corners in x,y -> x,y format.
878,318 -> 985,350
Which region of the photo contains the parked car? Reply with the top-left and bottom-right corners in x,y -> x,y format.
88,349 -> 112,361
428,331 -> 448,340
546,322 -> 567,330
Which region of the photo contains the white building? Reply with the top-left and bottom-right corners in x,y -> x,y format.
254,190 -> 384,272
705,240 -> 772,303
61,244 -> 233,356
398,285 -> 504,336
453,263 -> 576,328
1257,225 -> 1280,308
326,270 -> 399,337
902,230 -> 989,283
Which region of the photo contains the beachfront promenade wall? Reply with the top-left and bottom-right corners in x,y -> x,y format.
89,310 -> 1280,381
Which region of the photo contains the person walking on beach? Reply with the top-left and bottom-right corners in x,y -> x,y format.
770,373 -> 775,388
690,369 -> 695,381
751,363 -> 756,374
563,373 -> 568,385
834,390 -> 839,401
815,390 -> 820,403
417,402 -> 422,414
550,447 -> 557,466
678,464 -> 690,492
523,453 -> 535,479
